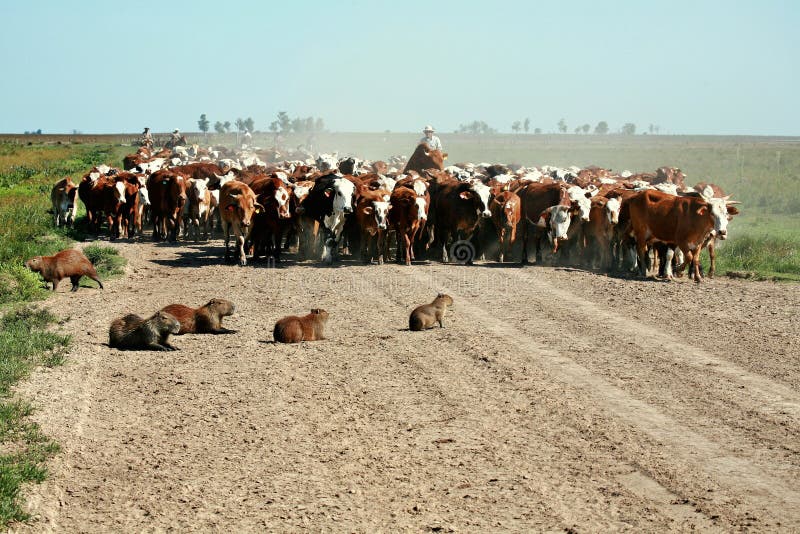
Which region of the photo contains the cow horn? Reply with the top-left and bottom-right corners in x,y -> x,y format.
229,193 -> 240,199
725,200 -> 742,205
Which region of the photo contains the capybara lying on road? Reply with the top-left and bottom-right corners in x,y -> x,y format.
161,298 -> 236,334
25,249 -> 103,292
273,309 -> 329,343
109,311 -> 180,351
409,294 -> 454,331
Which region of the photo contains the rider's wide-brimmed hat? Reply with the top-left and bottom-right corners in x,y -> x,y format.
423,125 -> 435,133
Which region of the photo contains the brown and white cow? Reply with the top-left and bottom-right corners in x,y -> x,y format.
184,177 -> 213,241
248,176 -> 293,262
50,177 -> 79,228
582,195 -> 622,270
355,189 -> 392,264
518,182 -> 572,264
489,190 -> 521,263
627,189 -> 731,281
219,181 -> 261,266
429,178 -> 491,263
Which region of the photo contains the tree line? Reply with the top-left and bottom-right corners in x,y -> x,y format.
457,118 -> 663,135
196,112 -> 325,135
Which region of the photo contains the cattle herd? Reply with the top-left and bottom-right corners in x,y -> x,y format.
50,140 -> 741,283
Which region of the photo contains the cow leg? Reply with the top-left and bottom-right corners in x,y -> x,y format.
664,247 -> 675,279
636,238 -> 649,277
236,226 -> 247,266
404,233 -> 412,266
70,275 -> 81,292
707,240 -> 716,278
222,220 -> 231,262
520,221 -> 529,265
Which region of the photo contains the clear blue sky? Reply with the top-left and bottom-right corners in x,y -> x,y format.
1,0 -> 797,135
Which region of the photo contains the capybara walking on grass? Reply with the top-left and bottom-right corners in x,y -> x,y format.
409,294 -> 454,331
25,248 -> 103,292
160,298 -> 236,334
273,309 -> 329,343
109,311 -> 181,351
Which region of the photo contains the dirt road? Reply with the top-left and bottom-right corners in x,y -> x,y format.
15,240 -> 800,531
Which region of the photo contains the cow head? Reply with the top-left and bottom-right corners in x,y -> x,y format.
327,177 -> 355,214
460,181 -> 491,218
364,198 -> 390,230
191,178 -> 210,203
113,180 -> 127,205
537,205 -> 572,252
226,191 -> 261,228
567,187 -> 592,221
275,184 -> 291,219
139,186 -> 151,207
605,196 -> 621,225
700,198 -> 730,239
415,196 -> 428,220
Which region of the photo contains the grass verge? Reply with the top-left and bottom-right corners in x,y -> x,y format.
0,142 -> 128,527
0,308 -> 70,524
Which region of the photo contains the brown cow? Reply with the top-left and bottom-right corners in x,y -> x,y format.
147,170 -> 187,242
626,190 -> 731,281
389,185 -> 429,266
184,177 -> 213,241
50,177 -> 78,228
219,181 -> 261,266
582,195 -> 622,270
403,144 -> 447,174
249,177 -> 293,262
489,190 -> 521,263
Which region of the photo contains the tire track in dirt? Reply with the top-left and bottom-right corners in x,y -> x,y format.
406,264 -> 800,530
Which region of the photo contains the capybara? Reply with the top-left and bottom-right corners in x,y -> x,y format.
409,294 -> 454,331
160,298 -> 236,335
109,311 -> 181,351
273,309 -> 329,343
25,249 -> 103,292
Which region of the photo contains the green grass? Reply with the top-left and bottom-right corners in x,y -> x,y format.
0,307 -> 69,524
0,142 -> 128,527
82,245 -> 126,279
712,214 -> 800,281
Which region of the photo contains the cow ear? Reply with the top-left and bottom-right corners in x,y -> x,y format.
536,211 -> 550,228
726,205 -> 739,215
459,191 -> 470,200
324,190 -> 332,198
696,205 -> 708,216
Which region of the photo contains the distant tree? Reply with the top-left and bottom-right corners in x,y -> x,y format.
244,117 -> 255,132
557,118 -> 567,133
304,117 -> 314,132
582,124 -> 590,134
277,111 -> 291,133
456,120 -> 497,134
654,125 -> 661,134
290,118 -> 304,133
621,122 -> 636,135
574,126 -> 581,134
512,121 -> 521,133
534,127 -> 542,135
523,117 -> 530,133
223,121 -> 231,133
36,129 -> 42,135
197,114 -> 210,134
315,117 -> 325,132
235,118 -> 246,132
269,121 -> 279,133
594,121 -> 609,135
214,121 -> 225,134
648,123 -> 654,134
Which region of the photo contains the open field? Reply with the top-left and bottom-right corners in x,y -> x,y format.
0,135 -> 799,530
